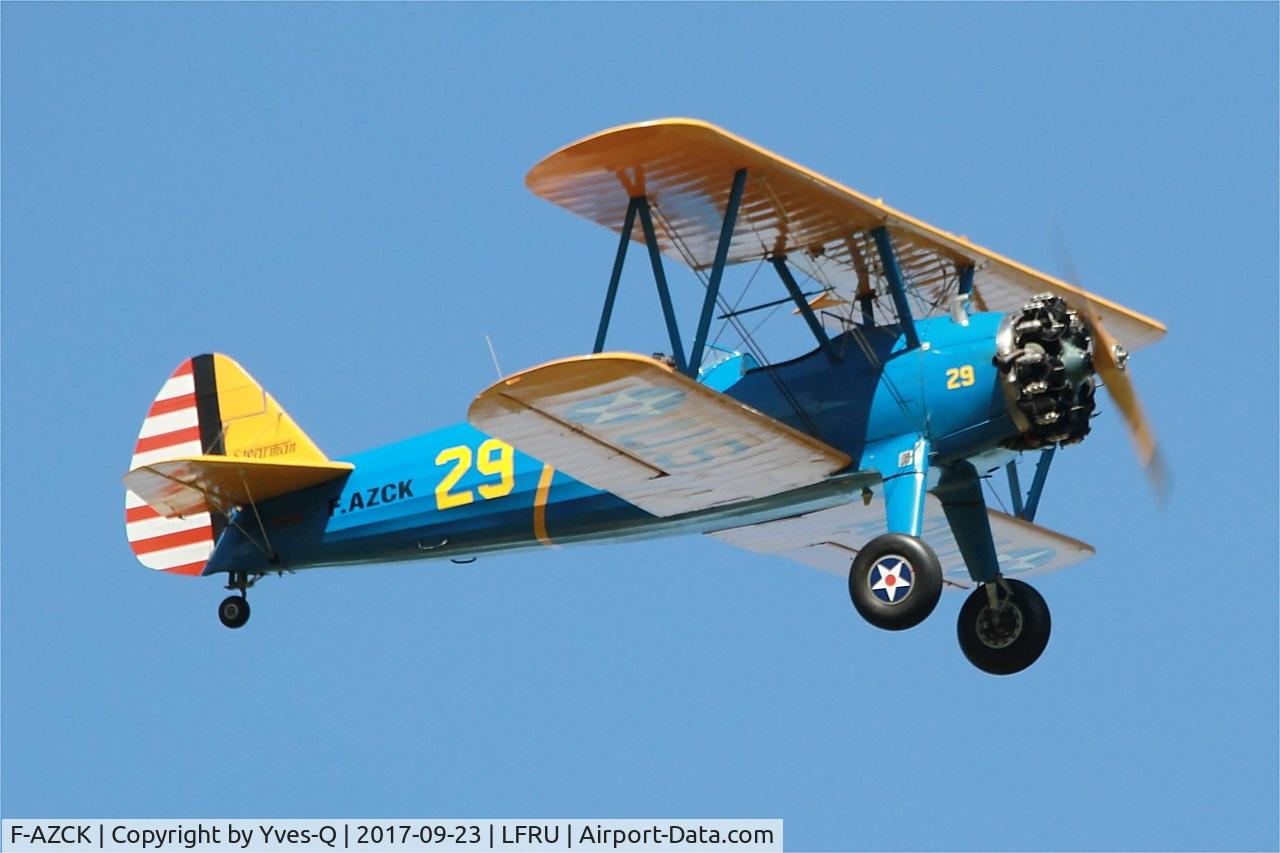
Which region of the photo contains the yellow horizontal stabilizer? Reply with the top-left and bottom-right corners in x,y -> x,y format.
469,352 -> 851,517
527,118 -> 1166,351
123,456 -> 354,519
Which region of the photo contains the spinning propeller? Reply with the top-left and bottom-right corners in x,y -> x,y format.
1049,223 -> 1169,501
1072,295 -> 1168,500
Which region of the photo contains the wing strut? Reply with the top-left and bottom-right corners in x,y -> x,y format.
871,226 -> 921,349
591,194 -> 691,372
1005,460 -> 1025,517
1004,447 -> 1056,522
1022,446 -> 1056,522
688,168 -> 747,376
635,197 -> 688,372
588,170 -> 752,379
584,164 -> 851,383
593,196 -> 640,354
770,257 -> 841,363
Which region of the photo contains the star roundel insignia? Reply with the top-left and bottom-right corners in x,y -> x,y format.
868,556 -> 914,604
563,387 -> 686,426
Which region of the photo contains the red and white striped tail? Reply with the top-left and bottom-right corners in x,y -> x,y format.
124,359 -> 217,575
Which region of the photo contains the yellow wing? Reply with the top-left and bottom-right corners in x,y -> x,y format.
468,353 -> 851,517
526,118 -> 1165,351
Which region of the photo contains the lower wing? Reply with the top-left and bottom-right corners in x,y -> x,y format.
708,492 -> 1094,588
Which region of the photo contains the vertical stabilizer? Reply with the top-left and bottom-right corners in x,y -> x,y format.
124,354 -> 330,575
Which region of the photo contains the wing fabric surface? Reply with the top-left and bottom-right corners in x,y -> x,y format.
708,494 -> 1094,587
526,118 -> 1166,351
468,353 -> 852,517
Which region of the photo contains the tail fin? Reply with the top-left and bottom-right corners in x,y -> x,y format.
124,354 -> 335,575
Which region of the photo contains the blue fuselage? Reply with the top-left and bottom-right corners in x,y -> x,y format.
204,313 -> 1017,576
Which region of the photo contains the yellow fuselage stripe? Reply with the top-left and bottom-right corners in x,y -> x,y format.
533,464 -> 556,547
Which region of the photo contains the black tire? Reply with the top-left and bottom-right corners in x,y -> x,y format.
848,533 -> 943,631
957,578 -> 1050,675
218,595 -> 250,629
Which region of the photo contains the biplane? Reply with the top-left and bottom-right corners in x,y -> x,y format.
123,119 -> 1165,674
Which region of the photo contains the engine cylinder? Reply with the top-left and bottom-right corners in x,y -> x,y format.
994,294 -> 1095,449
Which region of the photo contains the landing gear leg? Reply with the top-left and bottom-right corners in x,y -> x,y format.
849,434 -> 941,630
957,578 -> 1051,674
935,462 -> 1050,673
218,572 -> 251,629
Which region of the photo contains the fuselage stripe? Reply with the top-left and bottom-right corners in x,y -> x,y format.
533,463 -> 556,547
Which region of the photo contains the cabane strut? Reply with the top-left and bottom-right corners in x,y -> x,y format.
593,178 -> 947,373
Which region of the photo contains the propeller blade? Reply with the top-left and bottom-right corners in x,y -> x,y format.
1048,217 -> 1168,502
1048,212 -> 1083,287
1079,298 -> 1170,502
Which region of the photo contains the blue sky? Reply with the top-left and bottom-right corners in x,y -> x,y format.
2,4 -> 1276,850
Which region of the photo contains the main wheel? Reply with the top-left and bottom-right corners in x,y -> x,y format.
957,578 -> 1050,675
218,595 -> 250,629
848,533 -> 943,631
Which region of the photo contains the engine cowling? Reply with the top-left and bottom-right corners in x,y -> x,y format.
994,294 -> 1096,450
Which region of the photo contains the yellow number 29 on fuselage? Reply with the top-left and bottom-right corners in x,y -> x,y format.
434,438 -> 515,510
946,365 -> 976,390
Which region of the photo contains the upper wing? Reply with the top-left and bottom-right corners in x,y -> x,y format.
526,118 -> 1165,352
467,353 -> 852,517
708,495 -> 1095,587
124,455 -> 353,518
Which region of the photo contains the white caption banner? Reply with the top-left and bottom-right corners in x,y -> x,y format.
2,820 -> 782,853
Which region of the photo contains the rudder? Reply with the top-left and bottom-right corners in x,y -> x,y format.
124,354 -> 330,575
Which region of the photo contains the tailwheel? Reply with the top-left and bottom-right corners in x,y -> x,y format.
218,571 -> 253,629
218,595 -> 250,629
848,533 -> 943,631
957,578 -> 1050,675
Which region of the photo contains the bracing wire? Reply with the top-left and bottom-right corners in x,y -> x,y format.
982,474 -> 1011,516
711,258 -> 765,349
743,302 -> 784,342
648,200 -> 821,436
